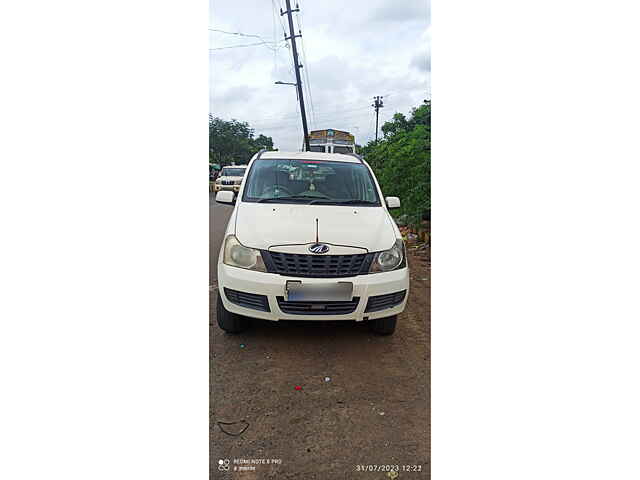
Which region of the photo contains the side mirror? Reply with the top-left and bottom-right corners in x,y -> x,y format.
385,196 -> 401,209
216,190 -> 235,205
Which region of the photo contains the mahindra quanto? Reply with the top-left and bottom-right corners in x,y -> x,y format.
215,150 -> 409,335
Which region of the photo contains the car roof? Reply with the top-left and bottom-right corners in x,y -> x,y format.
259,151 -> 361,163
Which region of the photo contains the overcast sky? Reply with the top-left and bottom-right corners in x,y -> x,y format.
210,0 -> 430,151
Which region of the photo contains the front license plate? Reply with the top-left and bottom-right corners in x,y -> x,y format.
285,281 -> 353,302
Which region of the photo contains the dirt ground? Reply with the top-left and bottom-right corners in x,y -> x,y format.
210,201 -> 430,479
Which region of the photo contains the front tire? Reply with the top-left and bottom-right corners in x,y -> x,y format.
217,292 -> 250,333
369,315 -> 397,335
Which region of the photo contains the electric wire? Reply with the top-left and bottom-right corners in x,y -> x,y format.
209,40 -> 285,51
209,28 -> 271,42
294,4 -> 316,130
208,27 -> 286,52
272,0 -> 289,37
251,110 -> 373,131
271,0 -> 277,76
248,104 -> 372,123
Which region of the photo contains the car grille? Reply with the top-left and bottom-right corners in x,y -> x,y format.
262,251 -> 373,278
224,288 -> 270,312
276,296 -> 360,315
365,290 -> 407,312
221,180 -> 234,185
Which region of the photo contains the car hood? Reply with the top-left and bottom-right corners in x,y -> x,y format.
234,203 -> 397,253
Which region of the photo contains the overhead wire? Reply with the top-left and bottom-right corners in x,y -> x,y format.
254,89 -> 399,124
251,109 -> 373,131
271,0 -> 290,78
272,0 -> 289,37
212,2 -> 402,147
273,0 -> 312,141
209,28 -> 270,42
294,3 -> 316,130
271,0 -> 277,76
273,0 -> 303,149
209,40 -> 285,52
366,110 -> 375,142
251,104 -> 372,124
208,27 -> 286,52
255,114 -> 368,130
282,3 -> 303,145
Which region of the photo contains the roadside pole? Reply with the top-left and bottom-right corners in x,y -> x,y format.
372,95 -> 384,141
281,0 -> 311,152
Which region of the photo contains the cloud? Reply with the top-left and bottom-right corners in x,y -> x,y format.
368,0 -> 430,25
410,51 -> 431,72
211,85 -> 258,113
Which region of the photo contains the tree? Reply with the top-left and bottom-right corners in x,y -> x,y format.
381,112 -> 409,138
360,101 -> 430,227
209,115 -> 276,165
253,134 -> 274,151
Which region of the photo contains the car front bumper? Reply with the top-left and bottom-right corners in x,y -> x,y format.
217,263 -> 410,321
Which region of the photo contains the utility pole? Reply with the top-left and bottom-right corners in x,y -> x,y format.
372,96 -> 384,141
281,0 -> 310,152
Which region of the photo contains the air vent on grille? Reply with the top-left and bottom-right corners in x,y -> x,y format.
365,290 -> 407,312
224,288 -> 270,312
276,296 -> 360,315
262,251 -> 372,278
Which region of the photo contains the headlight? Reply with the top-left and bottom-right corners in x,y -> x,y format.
234,179 -> 242,185
223,235 -> 266,272
215,178 -> 222,184
370,239 -> 405,273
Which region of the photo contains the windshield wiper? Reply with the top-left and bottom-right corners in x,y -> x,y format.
286,194 -> 331,200
308,199 -> 379,206
257,195 -> 326,203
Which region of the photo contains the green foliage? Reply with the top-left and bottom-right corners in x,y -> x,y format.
361,100 -> 430,227
209,115 -> 275,165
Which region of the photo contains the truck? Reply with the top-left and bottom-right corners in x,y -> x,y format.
305,129 -> 356,154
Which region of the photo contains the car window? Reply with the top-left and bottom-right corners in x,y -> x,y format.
333,146 -> 353,154
242,159 -> 380,205
221,168 -> 246,176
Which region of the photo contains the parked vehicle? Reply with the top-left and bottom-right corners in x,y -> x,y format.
214,165 -> 248,194
306,129 -> 356,154
215,150 -> 408,335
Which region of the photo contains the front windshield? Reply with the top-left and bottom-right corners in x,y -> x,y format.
221,168 -> 246,177
242,159 -> 381,205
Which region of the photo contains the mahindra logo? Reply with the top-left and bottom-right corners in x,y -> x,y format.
309,243 -> 330,254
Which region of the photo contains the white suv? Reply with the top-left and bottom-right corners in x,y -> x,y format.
215,150 -> 409,335
214,165 -> 248,194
